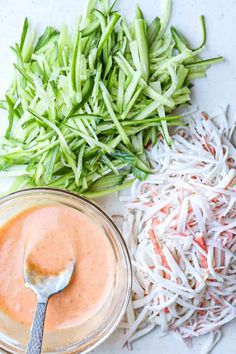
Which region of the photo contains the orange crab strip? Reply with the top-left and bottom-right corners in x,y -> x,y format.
148,230 -> 170,271
195,235 -> 208,268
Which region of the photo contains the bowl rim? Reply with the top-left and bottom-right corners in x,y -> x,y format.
0,187 -> 132,354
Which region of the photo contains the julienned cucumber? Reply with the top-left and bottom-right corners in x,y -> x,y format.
0,0 -> 223,197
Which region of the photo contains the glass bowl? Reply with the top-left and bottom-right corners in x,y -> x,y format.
0,188 -> 132,354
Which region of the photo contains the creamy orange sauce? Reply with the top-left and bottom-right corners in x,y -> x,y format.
0,205 -> 115,331
23,215 -> 75,276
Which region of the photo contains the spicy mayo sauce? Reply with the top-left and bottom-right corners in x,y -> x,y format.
0,205 -> 115,330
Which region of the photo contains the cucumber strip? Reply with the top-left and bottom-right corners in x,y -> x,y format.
121,87 -> 143,120
117,69 -> 126,112
148,17 -> 161,45
123,71 -> 142,108
14,64 -> 35,86
20,18 -> 29,52
133,100 -> 162,121
81,21 -> 100,37
159,0 -> 172,38
97,13 -> 120,57
70,29 -> 81,91
193,15 -> 207,51
100,82 -> 131,147
134,19 -> 149,81
186,56 -> 224,68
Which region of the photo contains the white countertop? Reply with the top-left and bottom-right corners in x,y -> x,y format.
0,0 -> 235,353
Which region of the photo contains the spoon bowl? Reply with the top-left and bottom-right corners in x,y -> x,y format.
24,260 -> 75,302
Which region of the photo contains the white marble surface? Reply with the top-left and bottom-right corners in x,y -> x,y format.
0,0 -> 235,353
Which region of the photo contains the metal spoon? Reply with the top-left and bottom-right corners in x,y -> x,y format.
24,260 -> 75,354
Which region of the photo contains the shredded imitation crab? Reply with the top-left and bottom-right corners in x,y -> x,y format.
121,108 -> 236,351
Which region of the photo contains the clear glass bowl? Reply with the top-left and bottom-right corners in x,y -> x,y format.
0,188 -> 132,354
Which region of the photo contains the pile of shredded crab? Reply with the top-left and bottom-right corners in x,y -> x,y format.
121,109 -> 236,351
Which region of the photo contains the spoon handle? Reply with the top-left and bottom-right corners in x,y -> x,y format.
26,301 -> 48,354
